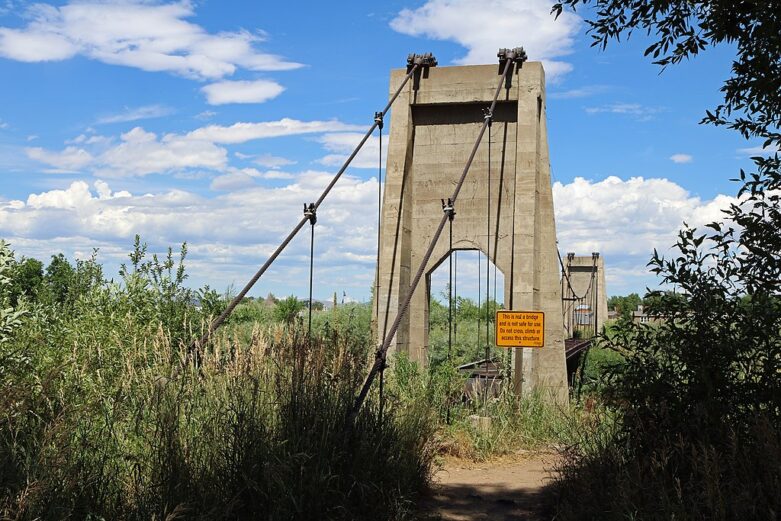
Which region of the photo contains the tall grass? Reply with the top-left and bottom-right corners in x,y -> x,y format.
0,241 -> 435,520
388,353 -> 586,461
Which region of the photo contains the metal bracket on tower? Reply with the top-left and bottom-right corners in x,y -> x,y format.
483,107 -> 493,127
497,46 -> 528,89
407,52 -> 438,91
303,203 -> 317,225
441,198 -> 456,221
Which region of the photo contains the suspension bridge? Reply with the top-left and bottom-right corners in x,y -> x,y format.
188,47 -> 607,419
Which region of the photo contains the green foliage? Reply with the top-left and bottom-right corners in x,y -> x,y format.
8,257 -> 43,305
0,241 -> 25,347
427,294 -> 502,367
550,3 -> 781,518
607,292 -> 641,321
388,352 -> 589,461
273,295 -> 305,325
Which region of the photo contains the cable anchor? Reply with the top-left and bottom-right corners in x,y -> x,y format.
406,52 -> 438,72
374,111 -> 384,130
303,203 -> 317,225
407,52 -> 438,91
497,46 -> 528,89
483,107 -> 493,127
441,198 -> 456,221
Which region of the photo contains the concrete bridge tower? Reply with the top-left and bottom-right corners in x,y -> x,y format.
375,60 -> 568,403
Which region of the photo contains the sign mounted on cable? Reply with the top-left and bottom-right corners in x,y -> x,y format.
495,310 -> 544,348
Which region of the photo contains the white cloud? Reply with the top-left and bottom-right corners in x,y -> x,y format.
202,79 -> 285,105
0,1 -> 301,79
26,118 -> 364,177
553,176 -> 738,293
96,104 -> 174,124
584,103 -> 662,121
195,110 -> 217,120
25,145 -> 94,173
554,176 -> 735,256
0,173 -> 746,300
390,0 -> 580,79
97,127 -> 227,177
737,143 -> 780,156
549,85 -> 610,99
0,174 -> 379,297
316,132 -> 387,169
185,118 -> 364,144
251,153 -> 296,168
210,171 -> 257,191
0,119 -> 8,129
670,153 -> 693,164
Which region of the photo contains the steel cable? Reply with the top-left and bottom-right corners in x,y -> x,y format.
186,58 -> 428,359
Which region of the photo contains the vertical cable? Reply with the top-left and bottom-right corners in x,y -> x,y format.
477,250 -> 482,356
305,203 -> 317,345
484,110 -> 492,407
374,112 -> 385,423
453,250 -> 458,346
444,198 -> 455,424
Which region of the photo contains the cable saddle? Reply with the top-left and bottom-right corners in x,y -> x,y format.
303,203 -> 317,225
441,198 -> 456,220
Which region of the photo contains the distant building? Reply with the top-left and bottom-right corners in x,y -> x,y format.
632,304 -> 664,325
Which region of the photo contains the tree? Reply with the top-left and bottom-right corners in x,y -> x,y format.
607,293 -> 641,321
274,295 -> 304,325
44,253 -> 74,305
548,4 -> 781,517
9,257 -> 43,305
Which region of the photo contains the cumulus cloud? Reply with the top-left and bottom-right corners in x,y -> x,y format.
390,0 -> 580,78
316,133 -> 387,169
1,170 -> 744,300
201,79 -> 285,105
670,153 -> 693,164
97,127 -> 228,177
26,118 -> 365,177
554,176 -> 739,293
25,145 -> 94,173
0,173 -> 379,297
0,2 -> 301,79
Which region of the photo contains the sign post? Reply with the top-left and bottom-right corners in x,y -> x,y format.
495,310 -> 545,348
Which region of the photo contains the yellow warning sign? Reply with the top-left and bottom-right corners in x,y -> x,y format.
495,310 -> 545,348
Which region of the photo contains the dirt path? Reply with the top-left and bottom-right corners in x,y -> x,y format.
418,452 -> 559,520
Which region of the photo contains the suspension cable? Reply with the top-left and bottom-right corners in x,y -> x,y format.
187,54 -> 436,357
349,47 -> 527,423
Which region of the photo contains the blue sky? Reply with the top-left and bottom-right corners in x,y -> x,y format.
0,0 -> 769,302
